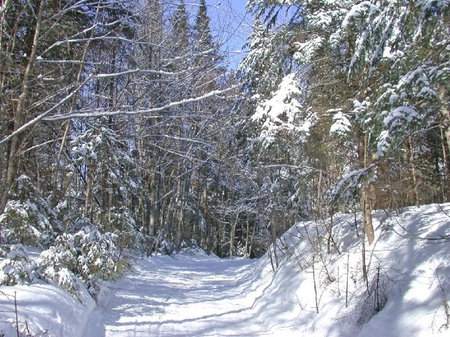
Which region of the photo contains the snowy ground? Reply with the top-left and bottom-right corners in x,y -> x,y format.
81,254 -> 301,336
1,203 -> 450,336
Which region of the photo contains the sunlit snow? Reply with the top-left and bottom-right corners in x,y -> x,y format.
1,203 -> 450,336
251,73 -> 311,146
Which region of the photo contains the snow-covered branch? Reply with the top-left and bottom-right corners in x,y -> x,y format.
50,36 -> 162,49
42,84 -> 241,122
143,134 -> 217,149
94,68 -> 180,78
0,75 -> 93,145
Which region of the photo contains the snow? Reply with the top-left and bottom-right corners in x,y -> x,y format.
330,110 -> 352,136
383,106 -> 420,128
377,130 -> 391,157
309,12 -> 332,29
421,0 -> 450,15
0,282 -> 95,337
1,203 -> 450,336
294,37 -> 325,64
342,2 -> 380,30
251,73 -> 311,146
0,246 -> 95,337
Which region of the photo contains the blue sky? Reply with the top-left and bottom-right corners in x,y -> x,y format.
204,0 -> 252,69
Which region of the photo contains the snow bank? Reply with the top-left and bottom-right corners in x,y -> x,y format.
0,280 -> 95,337
266,203 -> 450,336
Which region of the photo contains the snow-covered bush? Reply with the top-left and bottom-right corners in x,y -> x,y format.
160,239 -> 175,256
0,175 -> 61,248
178,239 -> 205,256
0,244 -> 37,286
102,208 -> 147,254
39,225 -> 132,296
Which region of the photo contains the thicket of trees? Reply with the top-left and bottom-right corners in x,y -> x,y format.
239,0 -> 449,270
0,0 -> 449,294
0,0 -> 248,293
0,0 -> 238,253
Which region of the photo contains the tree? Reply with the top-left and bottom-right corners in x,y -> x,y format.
0,0 -> 263,261
0,0 -> 133,212
241,0 -> 450,257
193,0 -> 223,92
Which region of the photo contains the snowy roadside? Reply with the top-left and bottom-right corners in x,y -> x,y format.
0,277 -> 95,337
79,203 -> 450,337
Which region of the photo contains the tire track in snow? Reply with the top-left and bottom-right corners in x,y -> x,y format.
81,253 -> 284,337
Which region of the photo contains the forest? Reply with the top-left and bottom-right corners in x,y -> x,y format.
0,0 -> 449,296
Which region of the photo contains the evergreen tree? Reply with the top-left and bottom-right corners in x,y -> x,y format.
241,0 -> 450,260
192,0 -> 223,92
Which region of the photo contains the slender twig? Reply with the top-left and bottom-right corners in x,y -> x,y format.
436,269 -> 450,332
14,292 -> 19,337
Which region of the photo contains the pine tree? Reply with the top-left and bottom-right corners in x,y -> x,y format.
192,0 -> 223,93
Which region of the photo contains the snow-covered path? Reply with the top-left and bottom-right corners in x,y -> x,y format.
2,204 -> 448,337
81,253 -> 298,337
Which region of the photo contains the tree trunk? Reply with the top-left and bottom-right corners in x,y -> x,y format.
443,112 -> 450,156
244,215 -> 250,257
175,173 -> 185,251
361,220 -> 369,291
441,126 -> 449,201
361,181 -> 375,245
317,169 -> 323,219
409,136 -> 420,207
326,213 -> 334,254
229,216 -> 236,259
358,131 -> 375,245
0,0 -> 45,214
439,87 -> 450,201
84,166 -> 92,219
270,212 -> 279,270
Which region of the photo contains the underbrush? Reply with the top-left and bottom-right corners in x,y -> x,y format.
0,226 -> 132,299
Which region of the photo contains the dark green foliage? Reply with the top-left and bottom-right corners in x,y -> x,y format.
39,223 -> 132,296
0,176 -> 61,248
